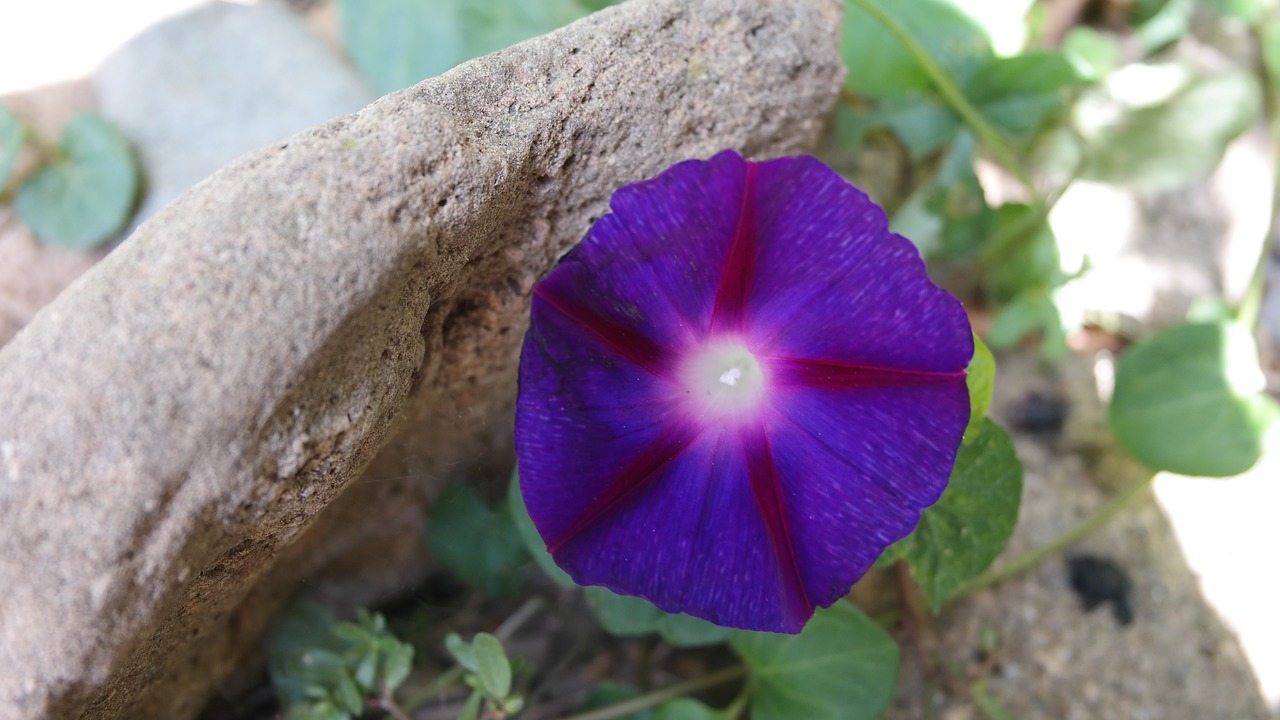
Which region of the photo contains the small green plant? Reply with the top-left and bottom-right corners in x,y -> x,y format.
269,603 -> 414,720
445,632 -> 525,719
0,103 -> 139,250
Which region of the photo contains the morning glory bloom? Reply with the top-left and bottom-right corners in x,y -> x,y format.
516,150 -> 972,634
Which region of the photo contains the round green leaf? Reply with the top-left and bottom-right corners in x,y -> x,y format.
15,113 -> 137,250
883,419 -> 1023,610
842,0 -> 992,101
426,482 -> 530,598
731,603 -> 899,720
0,103 -> 26,189
337,0 -> 590,94
1110,321 -> 1279,477
585,586 -> 663,637
472,632 -> 512,699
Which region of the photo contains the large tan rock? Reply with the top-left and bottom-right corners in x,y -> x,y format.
0,0 -> 844,717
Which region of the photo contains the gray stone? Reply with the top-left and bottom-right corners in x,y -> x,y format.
92,1 -> 376,235
0,0 -> 844,718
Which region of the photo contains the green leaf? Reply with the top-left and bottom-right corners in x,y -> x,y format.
965,334 -> 995,440
458,691 -> 483,720
337,0 -> 590,94
1110,321 -> 1280,476
984,204 -> 1061,304
656,612 -> 733,648
579,682 -> 653,720
843,95 -> 961,158
426,482 -> 529,598
382,641 -> 414,690
15,113 -> 137,250
964,52 -> 1086,139
1079,69 -> 1260,189
927,132 -> 994,262
1262,15 -> 1280,87
1134,0 -> 1194,50
1203,0 -> 1274,23
987,289 -> 1068,360
332,672 -> 364,716
653,698 -> 719,720
731,603 -> 899,720
268,602 -> 348,707
508,469 -> 575,587
585,586 -> 663,636
472,632 -> 512,699
882,419 -> 1022,609
445,632 -> 479,673
0,103 -> 25,189
1061,27 -> 1119,82
842,0 -> 992,101
352,652 -> 377,690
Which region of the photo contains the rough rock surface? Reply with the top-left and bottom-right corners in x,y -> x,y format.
92,1 -> 377,235
0,1 -> 844,718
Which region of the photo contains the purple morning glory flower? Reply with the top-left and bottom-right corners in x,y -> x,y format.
515,150 -> 972,634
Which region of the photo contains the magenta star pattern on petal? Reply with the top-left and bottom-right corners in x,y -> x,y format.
515,149 -> 972,633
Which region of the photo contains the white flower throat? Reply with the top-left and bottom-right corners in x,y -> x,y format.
683,342 -> 766,417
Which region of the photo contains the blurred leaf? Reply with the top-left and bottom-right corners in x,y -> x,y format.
984,204 -> 1061,303
964,52 -> 1086,139
268,602 -> 347,707
731,603 -> 898,720
427,482 -> 529,598
881,419 -> 1023,610
0,103 -> 24,188
1110,321 -> 1280,476
15,113 -> 137,250
1261,15 -> 1280,85
585,586 -> 663,636
1134,0 -> 1194,50
928,132 -> 994,261
458,691 -> 483,720
965,334 -> 995,440
653,698 -> 719,720
987,290 -> 1068,360
337,0 -> 591,94
473,632 -> 512,699
842,0 -> 992,101
580,682 -> 653,720
1078,70 -> 1260,189
844,95 -> 961,158
509,469 -> 575,587
656,612 -> 733,648
383,641 -> 413,690
445,632 -> 479,673
1061,27 -> 1120,82
1203,0 -> 1274,23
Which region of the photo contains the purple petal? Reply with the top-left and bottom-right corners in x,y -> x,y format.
741,156 -> 972,373
549,426 -> 813,633
763,377 -> 970,604
534,151 -> 751,353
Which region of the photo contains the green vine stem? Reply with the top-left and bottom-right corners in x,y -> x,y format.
956,472 -> 1156,597
560,665 -> 749,720
845,0 -> 1039,198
